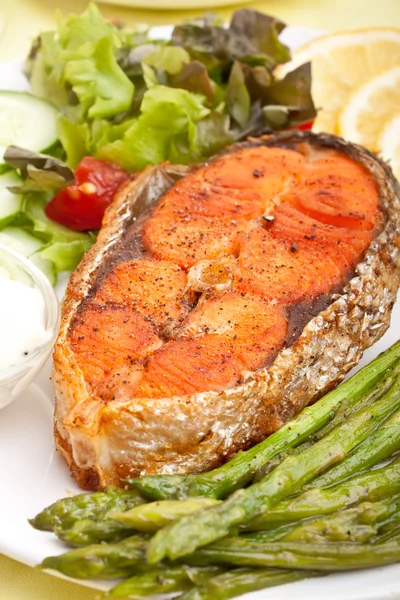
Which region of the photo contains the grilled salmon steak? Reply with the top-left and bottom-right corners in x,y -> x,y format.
53,132 -> 400,489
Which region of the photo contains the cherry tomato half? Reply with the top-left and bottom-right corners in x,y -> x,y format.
296,120 -> 315,131
45,157 -> 131,231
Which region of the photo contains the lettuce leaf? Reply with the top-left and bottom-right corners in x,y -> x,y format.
172,9 -> 290,71
4,146 -> 74,194
57,4 -> 117,53
57,114 -> 138,169
57,115 -> 91,167
27,40 -> 70,108
27,4 -> 134,119
170,61 -> 215,102
229,9 -> 290,67
143,46 -> 190,74
227,61 -> 251,127
262,63 -> 316,125
142,63 -> 158,89
117,43 -> 159,79
63,36 -> 134,119
100,86 -> 209,170
194,111 -> 234,156
38,238 -> 93,272
141,85 -> 209,122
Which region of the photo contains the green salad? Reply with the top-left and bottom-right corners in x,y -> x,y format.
0,4 -> 315,284
27,3 -> 314,169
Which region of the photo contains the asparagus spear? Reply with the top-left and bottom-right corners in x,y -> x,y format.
304,360 -> 399,443
110,498 -> 220,533
245,518 -> 377,544
192,537 -> 400,570
55,500 -> 220,547
147,381 -> 400,562
40,528 -> 400,580
108,458 -> 400,539
129,343 -> 400,501
252,362 -> 400,483
50,496 -> 400,580
247,457 -> 400,528
55,518 -> 135,546
245,496 -> 400,544
31,488 -> 144,532
41,493 -> 400,580
111,567 -> 311,600
109,566 -> 224,597
54,497 -> 218,546
302,405 -> 400,491
374,517 -> 400,544
177,568 -> 312,600
41,535 -> 148,579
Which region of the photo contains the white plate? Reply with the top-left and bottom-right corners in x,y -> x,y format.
0,25 -> 400,600
96,0 -> 254,8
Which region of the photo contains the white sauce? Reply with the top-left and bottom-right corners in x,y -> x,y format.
0,273 -> 50,370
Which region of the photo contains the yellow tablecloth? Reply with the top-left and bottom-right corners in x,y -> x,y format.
1,1 -> 400,599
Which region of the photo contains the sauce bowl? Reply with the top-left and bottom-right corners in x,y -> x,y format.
0,245 -> 59,410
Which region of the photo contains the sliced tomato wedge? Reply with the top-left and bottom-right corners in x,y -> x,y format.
45,157 -> 131,231
296,120 -> 315,131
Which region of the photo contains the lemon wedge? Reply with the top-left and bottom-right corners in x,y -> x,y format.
378,112 -> 400,181
276,28 -> 400,134
339,66 -> 400,152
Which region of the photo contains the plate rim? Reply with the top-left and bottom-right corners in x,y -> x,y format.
95,0 -> 255,9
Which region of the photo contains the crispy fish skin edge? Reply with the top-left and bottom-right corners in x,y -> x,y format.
52,131 -> 400,490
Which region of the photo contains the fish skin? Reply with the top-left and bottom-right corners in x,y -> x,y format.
52,132 -> 400,490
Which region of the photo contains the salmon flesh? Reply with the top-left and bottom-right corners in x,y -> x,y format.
53,132 -> 400,489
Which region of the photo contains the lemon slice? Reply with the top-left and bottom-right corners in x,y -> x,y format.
378,112 -> 400,181
339,66 -> 400,152
276,28 -> 400,134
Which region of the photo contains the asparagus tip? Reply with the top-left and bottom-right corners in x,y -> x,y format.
29,516 -> 51,531
40,556 -> 60,571
146,540 -> 165,565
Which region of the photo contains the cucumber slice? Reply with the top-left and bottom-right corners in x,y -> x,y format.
0,92 -> 58,163
0,227 -> 43,255
0,227 -> 56,285
0,172 -> 23,228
